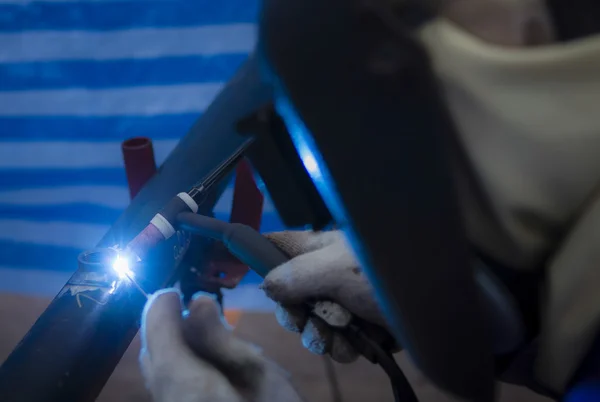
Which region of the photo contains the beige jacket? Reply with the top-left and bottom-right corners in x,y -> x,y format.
419,20 -> 600,393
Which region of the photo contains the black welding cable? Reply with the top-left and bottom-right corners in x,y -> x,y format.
386,354 -> 417,402
344,324 -> 417,402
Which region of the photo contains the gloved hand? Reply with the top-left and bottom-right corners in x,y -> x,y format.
140,289 -> 304,402
262,230 -> 397,364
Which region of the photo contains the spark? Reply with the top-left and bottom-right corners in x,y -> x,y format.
111,253 -> 148,298
112,255 -> 135,280
109,280 -> 118,295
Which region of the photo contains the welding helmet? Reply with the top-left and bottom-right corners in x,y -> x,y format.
255,0 -> 600,400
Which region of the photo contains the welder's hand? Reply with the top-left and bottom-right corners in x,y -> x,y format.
140,289 -> 304,402
262,231 -> 397,364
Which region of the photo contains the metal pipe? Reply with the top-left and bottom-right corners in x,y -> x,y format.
0,54 -> 272,402
121,137 -> 157,200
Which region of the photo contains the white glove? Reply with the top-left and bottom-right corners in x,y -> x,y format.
140,289 -> 304,402
262,231 -> 397,364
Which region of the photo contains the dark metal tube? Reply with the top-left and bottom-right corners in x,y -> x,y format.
0,54 -> 272,402
122,136 -> 157,200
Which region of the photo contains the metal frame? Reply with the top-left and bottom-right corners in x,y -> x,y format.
0,56 -> 270,402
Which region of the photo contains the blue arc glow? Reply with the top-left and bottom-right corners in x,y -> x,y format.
112,254 -> 135,280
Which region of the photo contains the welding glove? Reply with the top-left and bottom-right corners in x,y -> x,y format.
140,289 -> 304,402
262,230 -> 396,364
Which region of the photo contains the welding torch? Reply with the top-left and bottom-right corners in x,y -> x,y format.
111,137 -> 253,298
125,138 -> 254,261
121,135 -> 415,402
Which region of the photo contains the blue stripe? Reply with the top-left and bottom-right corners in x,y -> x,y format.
0,213 -> 285,273
0,169 -> 127,190
0,1 -> 258,32
0,243 -> 282,276
0,115 -> 196,141
259,214 -> 286,233
0,241 -> 80,272
0,206 -> 283,228
0,204 -> 283,235
0,55 -> 246,91
0,204 -> 122,225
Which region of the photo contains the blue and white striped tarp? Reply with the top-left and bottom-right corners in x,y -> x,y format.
0,0 -> 282,302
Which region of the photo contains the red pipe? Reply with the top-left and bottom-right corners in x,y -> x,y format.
121,137 -> 157,200
230,158 -> 264,230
